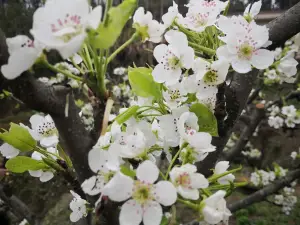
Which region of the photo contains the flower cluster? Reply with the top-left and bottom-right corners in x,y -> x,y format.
80,103 -> 94,131
274,186 -> 298,215
268,104 -> 300,129
250,165 -> 287,187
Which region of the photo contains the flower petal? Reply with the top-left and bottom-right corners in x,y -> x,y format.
177,186 -> 199,200
251,49 -> 274,70
190,173 -> 209,189
87,5 -> 103,29
143,201 -> 163,225
88,148 -> 110,173
81,175 -> 105,195
136,160 -> 159,184
102,172 -> 134,202
0,143 -> 20,158
119,200 -> 142,225
40,171 -> 54,182
154,181 -> 177,206
231,58 -> 252,74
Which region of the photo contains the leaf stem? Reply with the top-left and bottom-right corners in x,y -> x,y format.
42,60 -> 82,82
188,42 -> 216,56
107,32 -> 139,63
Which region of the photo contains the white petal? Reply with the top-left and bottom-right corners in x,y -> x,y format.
102,172 -> 133,202
1,47 -> 40,80
81,175 -> 105,195
0,143 -> 20,158
31,151 -> 44,161
250,1 -> 262,17
216,45 -> 232,61
40,171 -> 54,182
29,170 -> 42,177
153,44 -> 168,63
177,186 -> 199,200
29,114 -> 44,130
88,148 -> 110,173
154,181 -> 177,206
165,30 -> 188,46
6,35 -> 31,54
251,49 -> 274,70
119,200 -> 142,225
215,161 -> 230,174
181,46 -> 195,69
70,211 -> 82,222
202,205 -> 223,224
87,5 -> 103,29
231,58 -> 252,74
190,173 -> 209,189
58,34 -> 86,59
136,160 -> 159,184
193,58 -> 210,80
40,136 -> 59,148
143,201 -> 163,225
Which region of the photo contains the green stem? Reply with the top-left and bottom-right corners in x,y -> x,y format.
103,0 -> 113,26
42,60 -> 82,82
177,198 -> 198,210
36,146 -> 62,160
188,42 -> 216,56
107,32 -> 139,63
208,165 -> 242,183
70,58 -> 85,74
97,50 -> 106,96
165,144 -> 187,178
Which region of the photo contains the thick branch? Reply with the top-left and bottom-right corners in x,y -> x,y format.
221,107 -> 265,161
0,183 -> 38,225
228,168 -> 300,212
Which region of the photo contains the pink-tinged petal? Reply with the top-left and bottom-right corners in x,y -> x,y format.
231,58 -> 252,74
119,200 -> 142,225
143,201 -> 163,225
154,181 -> 177,206
40,171 -> 54,182
136,160 -> 159,184
153,44 -> 168,62
102,172 -> 134,202
251,49 -> 274,70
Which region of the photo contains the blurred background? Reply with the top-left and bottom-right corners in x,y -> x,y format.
1,0 -> 300,225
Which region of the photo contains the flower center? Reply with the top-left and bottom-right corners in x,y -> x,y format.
102,171 -> 115,183
37,121 -> 58,137
161,50 -> 181,71
238,43 -> 254,60
176,172 -> 192,188
132,181 -> 154,204
169,89 -> 181,100
203,70 -> 218,84
51,14 -> 83,43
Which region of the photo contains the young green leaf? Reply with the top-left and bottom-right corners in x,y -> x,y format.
190,103 -> 218,136
89,0 -> 137,49
0,123 -> 37,151
6,156 -> 48,173
128,67 -> 162,99
120,165 -> 136,178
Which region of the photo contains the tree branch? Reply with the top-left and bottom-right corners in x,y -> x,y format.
221,107 -> 265,161
0,183 -> 39,225
228,168 -> 300,212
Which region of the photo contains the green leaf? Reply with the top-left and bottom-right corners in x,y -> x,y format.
6,156 -> 48,173
120,165 -> 136,178
190,103 -> 218,136
89,0 -> 137,49
115,106 -> 139,124
0,123 -> 37,151
128,67 -> 162,98
159,216 -> 169,225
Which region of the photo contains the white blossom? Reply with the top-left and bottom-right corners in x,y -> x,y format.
1,35 -> 43,79
243,0 -> 262,21
268,116 -> 284,129
103,161 -> 177,225
202,190 -> 231,225
214,161 -> 235,184
31,0 -> 102,59
170,164 -> 208,200
69,191 -> 87,222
